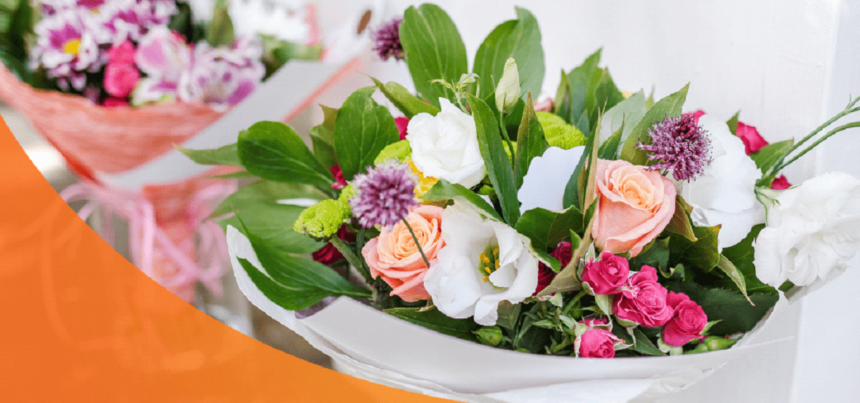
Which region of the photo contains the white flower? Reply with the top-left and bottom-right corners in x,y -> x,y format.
675,114 -> 764,249
229,0 -> 312,43
517,146 -> 585,214
407,99 -> 487,189
424,202 -> 539,326
754,172 -> 860,288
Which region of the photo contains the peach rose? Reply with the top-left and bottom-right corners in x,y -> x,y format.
361,205 -> 445,302
592,159 -> 676,257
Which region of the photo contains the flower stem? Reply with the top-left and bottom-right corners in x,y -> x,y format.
563,290 -> 587,315
775,121 -> 860,172
402,218 -> 431,268
330,236 -> 373,284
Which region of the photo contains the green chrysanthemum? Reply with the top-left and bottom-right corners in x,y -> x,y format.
373,140 -> 413,165
293,199 -> 351,240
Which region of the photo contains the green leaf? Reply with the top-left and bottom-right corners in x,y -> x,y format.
333,87 -> 400,180
514,94 -> 549,189
562,121 -> 599,209
223,203 -> 324,255
664,197 -> 697,242
587,68 -> 625,131
553,70 -> 571,122
515,207 -> 583,252
206,171 -> 257,180
630,237 -> 670,272
715,254 -> 750,303
385,307 -> 480,342
421,179 -> 502,221
666,282 -> 778,336
309,105 -> 338,169
670,224 -> 721,271
213,180 -> 328,217
727,111 -> 740,136
633,327 -> 664,356
599,90 -> 646,145
206,0 -> 234,47
721,224 -> 777,295
238,121 -> 334,189
400,4 -> 468,108
598,124 -> 623,160
750,139 -> 794,174
595,294 -> 613,316
620,84 -> 690,165
566,49 -> 602,135
177,143 -> 242,167
468,93 -> 520,225
370,77 -> 440,118
236,220 -> 372,311
496,301 -> 521,331
473,7 -> 544,103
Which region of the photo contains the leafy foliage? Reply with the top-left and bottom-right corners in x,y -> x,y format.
473,7 -> 544,102
333,87 -> 400,180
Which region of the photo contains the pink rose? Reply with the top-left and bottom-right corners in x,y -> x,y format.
581,252 -> 630,295
362,205 -> 445,302
592,159 -> 676,257
577,329 -> 620,358
104,63 -> 140,97
395,116 -> 410,140
107,40 -> 136,65
661,291 -> 707,346
736,121 -> 768,155
771,175 -> 792,190
612,266 -> 673,327
580,317 -> 610,328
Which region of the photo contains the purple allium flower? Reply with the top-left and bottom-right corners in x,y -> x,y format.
638,114 -> 712,182
372,17 -> 404,61
350,161 -> 418,228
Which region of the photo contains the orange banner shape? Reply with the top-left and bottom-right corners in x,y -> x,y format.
0,115 -> 446,402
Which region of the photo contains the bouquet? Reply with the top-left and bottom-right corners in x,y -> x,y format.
187,3 -> 860,400
0,0 -> 373,303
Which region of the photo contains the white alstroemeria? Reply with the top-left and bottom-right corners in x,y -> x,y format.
407,98 -> 487,188
424,203 -> 539,326
675,114 -> 764,249
754,172 -> 860,288
517,146 -> 585,214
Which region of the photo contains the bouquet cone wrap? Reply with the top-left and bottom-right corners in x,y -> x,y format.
226,226 -> 795,403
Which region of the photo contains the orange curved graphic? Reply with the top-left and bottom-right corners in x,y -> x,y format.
0,115 -> 445,402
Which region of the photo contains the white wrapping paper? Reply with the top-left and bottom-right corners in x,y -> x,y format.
226,226 -> 796,402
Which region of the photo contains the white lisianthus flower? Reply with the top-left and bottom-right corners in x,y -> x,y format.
517,146 -> 585,214
407,99 -> 487,189
424,202 -> 539,326
675,114 -> 764,249
754,172 -> 860,288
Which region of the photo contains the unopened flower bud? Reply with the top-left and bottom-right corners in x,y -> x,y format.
495,58 -> 521,114
474,326 -> 504,346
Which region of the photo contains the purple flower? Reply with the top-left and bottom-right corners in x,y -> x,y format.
177,36 -> 266,111
350,161 -> 418,228
99,0 -> 178,43
372,17 -> 404,61
131,26 -> 191,105
30,8 -> 102,91
638,114 -> 712,182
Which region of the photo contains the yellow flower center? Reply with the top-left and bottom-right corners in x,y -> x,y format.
63,39 -> 81,55
478,245 -> 501,282
407,158 -> 438,197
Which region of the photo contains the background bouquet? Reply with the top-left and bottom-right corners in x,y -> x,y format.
192,2 -> 858,400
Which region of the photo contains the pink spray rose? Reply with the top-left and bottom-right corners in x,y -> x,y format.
736,121 -> 769,155
612,266 -> 674,327
107,40 -> 136,65
535,241 -> 572,295
592,159 -> 676,257
576,316 -> 620,358
662,291 -> 708,346
330,164 -> 347,190
581,252 -> 630,295
395,116 -> 410,140
104,62 -> 141,97
361,205 -> 445,302
771,175 -> 792,190
102,97 -> 129,108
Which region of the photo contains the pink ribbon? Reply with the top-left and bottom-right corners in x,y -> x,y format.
60,180 -> 237,298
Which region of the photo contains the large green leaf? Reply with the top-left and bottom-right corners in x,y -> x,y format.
333,87 -> 400,180
385,307 -> 480,342
670,223 -> 721,271
213,180 -> 328,217
633,327 -> 664,356
309,105 -> 338,169
599,90 -> 646,144
666,282 -> 778,336
664,197 -> 697,242
514,95 -> 549,189
566,50 -> 602,135
473,7 -> 544,102
400,4 -> 468,108
750,139 -> 794,175
620,84 -> 690,165
222,201 -> 324,255
715,254 -> 750,302
721,224 -> 777,295
371,77 -> 440,118
237,220 -> 372,311
421,179 -> 502,221
561,121 -> 599,209
177,143 -> 242,166
468,93 -> 520,225
515,207 -> 583,252
238,121 -> 334,189
587,68 -> 625,131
